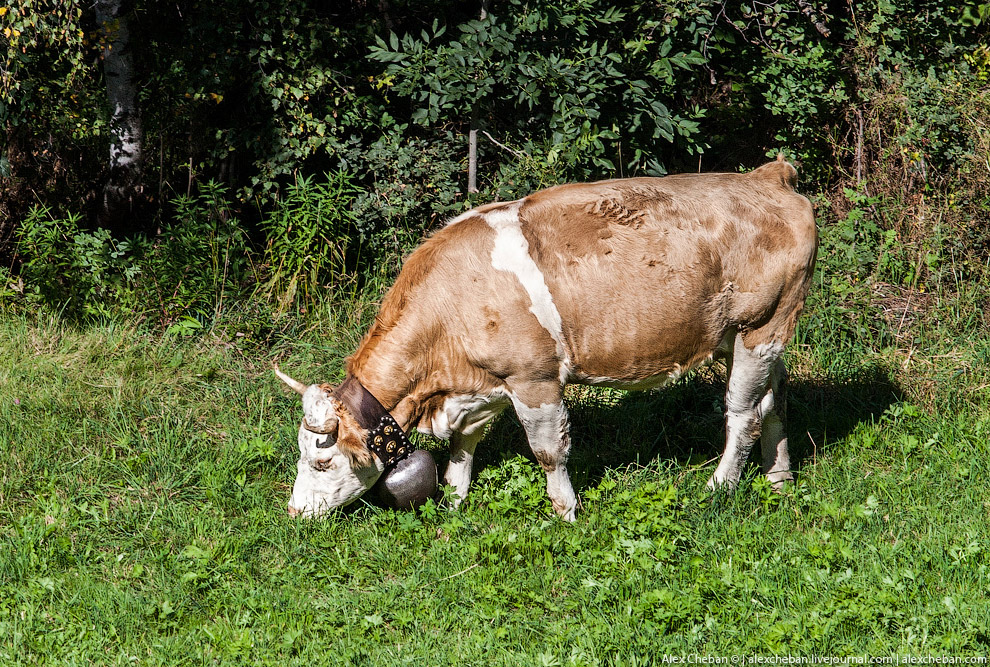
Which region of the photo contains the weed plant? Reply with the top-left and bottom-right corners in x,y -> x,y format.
9,182 -> 255,326
261,172 -> 364,315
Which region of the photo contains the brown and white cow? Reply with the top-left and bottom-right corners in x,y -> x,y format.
276,156 -> 818,520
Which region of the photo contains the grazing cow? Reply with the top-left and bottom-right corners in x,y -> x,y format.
276,156 -> 818,520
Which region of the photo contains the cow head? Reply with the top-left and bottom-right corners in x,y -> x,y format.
274,366 -> 383,517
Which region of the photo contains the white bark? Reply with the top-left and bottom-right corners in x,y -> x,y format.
466,1 -> 489,194
468,127 -> 478,193
95,0 -> 143,225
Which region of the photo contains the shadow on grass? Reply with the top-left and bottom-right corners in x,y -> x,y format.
469,363 -> 905,491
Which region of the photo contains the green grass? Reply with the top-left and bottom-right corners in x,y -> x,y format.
1,290 -> 989,665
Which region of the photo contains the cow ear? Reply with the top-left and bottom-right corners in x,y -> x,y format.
332,400 -> 374,468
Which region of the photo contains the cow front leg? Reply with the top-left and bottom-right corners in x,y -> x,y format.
708,337 -> 783,490
760,357 -> 793,489
444,429 -> 484,506
509,387 -> 577,521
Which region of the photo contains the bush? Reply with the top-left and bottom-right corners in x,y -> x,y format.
143,181 -> 256,326
12,205 -> 147,318
5,182 -> 257,326
261,171 -> 363,313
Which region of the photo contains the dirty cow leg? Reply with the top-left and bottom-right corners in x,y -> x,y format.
760,357 -> 793,488
708,336 -> 784,490
509,388 -> 577,521
444,429 -> 485,507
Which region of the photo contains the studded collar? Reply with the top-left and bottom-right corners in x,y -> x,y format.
332,375 -> 413,472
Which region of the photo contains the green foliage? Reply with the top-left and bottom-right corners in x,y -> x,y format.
261,172 -> 362,313
120,1 -> 377,204
473,455 -> 552,518
342,133 -> 464,237
705,1 -> 846,173
369,2 -> 709,180
820,187 -> 885,280
0,267 -> 16,305
961,2 -> 990,26
883,65 -> 980,181
137,181 -> 255,325
6,181 -> 257,325
13,205 -> 146,317
227,5 -> 367,200
0,1 -> 91,131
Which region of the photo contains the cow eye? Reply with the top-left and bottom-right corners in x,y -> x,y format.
315,436 -> 331,449
313,458 -> 336,472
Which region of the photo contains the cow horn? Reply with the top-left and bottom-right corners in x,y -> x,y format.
273,364 -> 308,395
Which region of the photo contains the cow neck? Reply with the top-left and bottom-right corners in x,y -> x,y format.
332,375 -> 414,472
346,313 -> 443,434
344,358 -> 431,438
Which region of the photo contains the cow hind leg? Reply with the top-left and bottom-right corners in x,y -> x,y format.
509,387 -> 577,521
707,336 -> 784,490
760,357 -> 793,488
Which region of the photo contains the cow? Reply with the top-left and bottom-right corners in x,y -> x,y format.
275,156 -> 818,520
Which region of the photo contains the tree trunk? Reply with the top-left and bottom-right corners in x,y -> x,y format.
466,1 -> 489,194
95,0 -> 144,230
468,125 -> 479,193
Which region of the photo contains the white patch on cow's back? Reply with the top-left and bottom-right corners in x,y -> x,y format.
484,201 -> 571,383
446,209 -> 478,226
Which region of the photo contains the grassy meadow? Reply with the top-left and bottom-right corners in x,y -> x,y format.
1,270 -> 989,664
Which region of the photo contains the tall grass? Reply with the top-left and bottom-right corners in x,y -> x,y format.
260,172 -> 365,316
1,263 -> 989,664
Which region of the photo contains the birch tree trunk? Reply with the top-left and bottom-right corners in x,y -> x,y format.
95,0 -> 144,229
466,1 -> 489,194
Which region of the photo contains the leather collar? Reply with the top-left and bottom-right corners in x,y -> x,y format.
332,375 -> 413,472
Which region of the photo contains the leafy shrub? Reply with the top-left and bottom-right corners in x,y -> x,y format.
343,134 -> 464,238
261,171 -> 363,313
142,181 -> 255,325
369,4 -> 708,181
472,455 -> 551,518
0,266 -> 16,305
486,142 -> 571,201
12,205 -> 146,317
6,181 -> 259,326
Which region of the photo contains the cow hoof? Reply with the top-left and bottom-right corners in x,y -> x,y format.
766,471 -> 795,492
706,475 -> 740,492
552,500 -> 577,522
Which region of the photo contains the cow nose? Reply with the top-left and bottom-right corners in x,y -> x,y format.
287,505 -> 302,518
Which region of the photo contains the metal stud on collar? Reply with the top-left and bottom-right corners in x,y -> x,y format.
365,413 -> 413,472
331,375 -> 416,473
